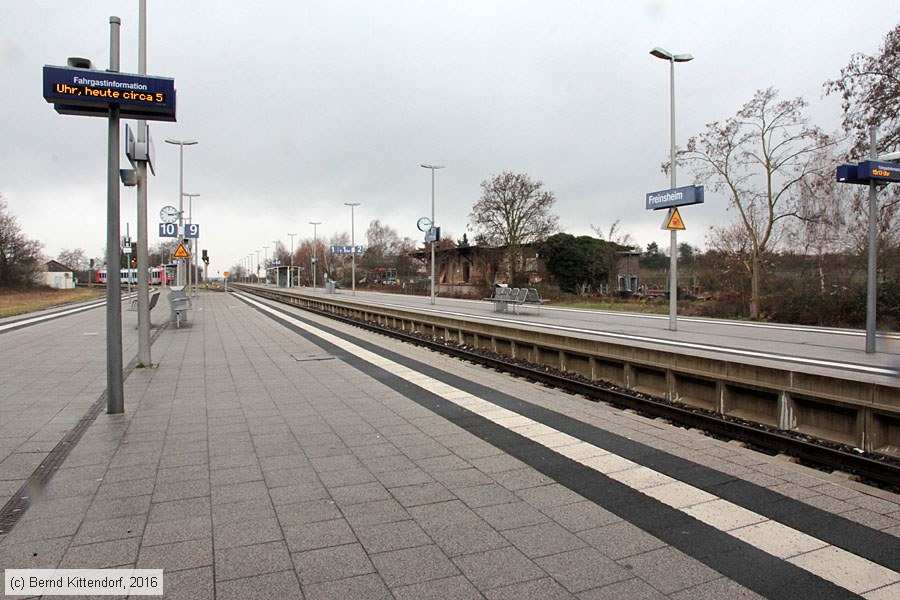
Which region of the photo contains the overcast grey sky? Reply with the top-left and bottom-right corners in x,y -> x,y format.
1,1 -> 894,275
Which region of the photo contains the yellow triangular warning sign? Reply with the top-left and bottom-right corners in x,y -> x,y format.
664,207 -> 686,230
173,243 -> 191,259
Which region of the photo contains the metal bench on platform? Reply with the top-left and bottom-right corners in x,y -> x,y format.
486,286 -> 548,314
167,286 -> 191,328
128,291 -> 160,312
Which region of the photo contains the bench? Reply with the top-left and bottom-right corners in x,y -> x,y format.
485,286 -> 548,314
128,291 -> 160,312
167,286 -> 191,328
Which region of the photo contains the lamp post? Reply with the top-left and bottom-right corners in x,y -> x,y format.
262,246 -> 269,285
287,233 -> 297,288
255,250 -> 261,283
165,138 -> 198,287
310,221 -> 321,290
135,0 -> 151,369
420,164 -> 444,305
272,240 -> 279,285
183,192 -> 200,297
344,203 -> 360,295
650,46 -> 692,332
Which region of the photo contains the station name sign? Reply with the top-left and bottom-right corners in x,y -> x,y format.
43,65 -> 176,121
645,184 -> 704,210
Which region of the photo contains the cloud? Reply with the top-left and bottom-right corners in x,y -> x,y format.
2,1 -> 890,272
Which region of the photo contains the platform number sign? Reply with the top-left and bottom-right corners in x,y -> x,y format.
184,224 -> 200,238
158,223 -> 178,237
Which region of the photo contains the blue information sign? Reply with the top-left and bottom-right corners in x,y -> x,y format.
645,185 -> 705,210
184,224 -> 200,239
330,245 -> 364,254
43,65 -> 176,121
158,223 -> 178,238
837,164 -> 868,185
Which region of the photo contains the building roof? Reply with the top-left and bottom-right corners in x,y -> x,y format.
44,260 -> 73,272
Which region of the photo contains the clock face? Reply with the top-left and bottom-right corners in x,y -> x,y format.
417,217 -> 432,232
159,206 -> 179,224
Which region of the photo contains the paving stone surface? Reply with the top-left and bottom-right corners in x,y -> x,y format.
0,292 -> 897,598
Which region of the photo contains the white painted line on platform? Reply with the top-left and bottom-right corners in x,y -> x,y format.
241,293 -> 900,598
0,300 -> 105,333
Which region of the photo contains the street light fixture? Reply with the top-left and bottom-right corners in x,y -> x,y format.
287,233 -> 297,288
309,221 -> 321,290
650,46 -> 692,332
420,164 -> 444,305
344,203 -> 360,295
165,138 -> 198,287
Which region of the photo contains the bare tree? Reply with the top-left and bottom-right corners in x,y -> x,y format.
363,220 -> 400,269
782,142 -> 862,293
0,196 -> 43,288
56,248 -> 87,271
591,219 -> 635,291
469,172 -> 559,284
825,24 -> 900,286
325,232 -> 350,284
679,88 -> 832,318
825,24 -> 900,160
149,240 -> 179,266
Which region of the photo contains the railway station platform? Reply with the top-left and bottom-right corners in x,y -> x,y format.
0,291 -> 899,599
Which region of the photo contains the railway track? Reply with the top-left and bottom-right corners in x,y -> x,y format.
256,292 -> 900,492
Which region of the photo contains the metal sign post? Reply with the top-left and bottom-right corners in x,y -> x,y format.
106,17 -> 124,413
644,184 -> 704,331
835,129 -> 898,353
42,13 -> 176,413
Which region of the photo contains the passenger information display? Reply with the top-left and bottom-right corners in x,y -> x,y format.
858,160 -> 900,183
43,65 -> 176,121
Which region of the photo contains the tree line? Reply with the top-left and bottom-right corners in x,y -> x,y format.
3,24 -> 897,329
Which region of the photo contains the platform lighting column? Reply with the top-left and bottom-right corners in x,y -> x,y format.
256,250 -> 261,283
345,203 -> 360,295
272,241 -> 279,285
263,246 -> 269,285
135,0 -> 151,367
650,46 -> 692,332
310,221 -> 321,289
866,128 -> 879,353
183,192 -> 199,297
420,164 -> 444,305
165,138 -> 198,287
287,233 -> 297,288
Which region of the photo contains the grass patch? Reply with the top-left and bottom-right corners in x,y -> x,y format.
553,299 -> 670,315
0,287 -> 105,318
